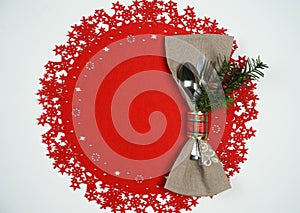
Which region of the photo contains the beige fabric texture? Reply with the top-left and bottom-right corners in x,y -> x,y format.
164,34 -> 233,197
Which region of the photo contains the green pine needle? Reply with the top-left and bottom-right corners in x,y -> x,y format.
196,56 -> 268,113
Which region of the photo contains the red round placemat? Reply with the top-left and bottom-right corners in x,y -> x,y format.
37,0 -> 259,212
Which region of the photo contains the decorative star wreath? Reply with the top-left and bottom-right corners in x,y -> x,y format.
37,0 -> 266,212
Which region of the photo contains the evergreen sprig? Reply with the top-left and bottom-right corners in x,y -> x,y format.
219,56 -> 268,94
196,56 -> 268,113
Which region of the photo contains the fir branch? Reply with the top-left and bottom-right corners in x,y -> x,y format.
221,56 -> 268,94
195,56 -> 268,113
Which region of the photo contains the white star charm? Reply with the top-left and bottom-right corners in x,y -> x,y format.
103,47 -> 110,52
114,171 -> 121,176
79,136 -> 86,141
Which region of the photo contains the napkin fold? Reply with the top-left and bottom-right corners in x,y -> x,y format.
164,34 -> 233,196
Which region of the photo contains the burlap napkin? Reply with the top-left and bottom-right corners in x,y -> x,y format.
164,34 -> 233,196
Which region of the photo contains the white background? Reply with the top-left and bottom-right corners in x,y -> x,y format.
1,0 -> 299,212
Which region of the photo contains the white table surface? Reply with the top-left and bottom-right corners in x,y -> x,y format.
1,0 -> 299,212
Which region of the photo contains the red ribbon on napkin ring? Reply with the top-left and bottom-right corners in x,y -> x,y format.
187,111 -> 208,139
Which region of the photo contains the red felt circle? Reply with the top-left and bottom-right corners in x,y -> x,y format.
61,24 -> 190,193
38,1 -> 259,212
95,56 -> 182,160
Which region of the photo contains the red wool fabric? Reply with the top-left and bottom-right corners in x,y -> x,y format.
37,0 -> 259,212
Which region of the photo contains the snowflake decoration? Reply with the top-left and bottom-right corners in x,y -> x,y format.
135,174 -> 145,184
103,47 -> 110,52
72,108 -> 81,117
211,124 -> 221,134
91,153 -> 101,162
127,34 -> 136,43
85,61 -> 95,70
79,136 -> 86,141
75,87 -> 82,92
